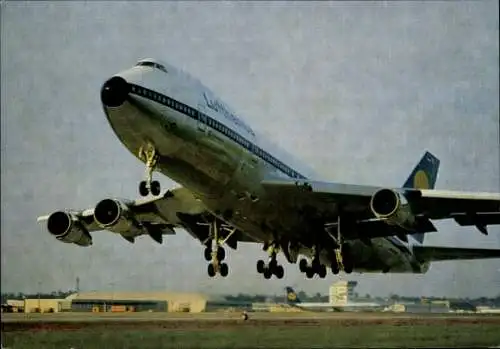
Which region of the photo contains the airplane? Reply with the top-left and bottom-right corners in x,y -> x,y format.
37,58 -> 500,280
283,286 -> 382,312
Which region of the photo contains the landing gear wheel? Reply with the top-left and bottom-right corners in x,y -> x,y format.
258,241 -> 285,279
217,247 -> 226,261
202,219 -> 237,278
150,180 -> 161,196
305,268 -> 314,279
220,263 -> 229,277
139,181 -> 149,197
207,263 -> 216,277
311,258 -> 320,271
256,260 -> 265,274
299,258 -> 308,273
341,244 -> 354,274
274,265 -> 284,279
318,264 -> 327,279
204,247 -> 212,262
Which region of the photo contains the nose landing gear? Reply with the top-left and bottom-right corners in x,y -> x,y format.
138,143 -> 161,197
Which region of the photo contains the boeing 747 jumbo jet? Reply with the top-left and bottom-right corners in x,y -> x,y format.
283,287 -> 382,312
38,58 -> 500,280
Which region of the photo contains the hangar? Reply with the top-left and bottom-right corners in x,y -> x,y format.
70,291 -> 208,313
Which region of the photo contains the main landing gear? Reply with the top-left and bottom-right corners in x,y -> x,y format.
298,250 -> 327,279
331,215 -> 354,274
202,220 -> 237,278
256,242 -> 284,279
138,143 -> 161,197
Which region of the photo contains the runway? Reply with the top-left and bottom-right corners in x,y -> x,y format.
3,311 -> 500,348
3,310 -> 499,326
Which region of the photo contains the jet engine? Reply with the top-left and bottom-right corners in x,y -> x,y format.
369,188 -> 416,228
93,199 -> 142,236
46,211 -> 92,246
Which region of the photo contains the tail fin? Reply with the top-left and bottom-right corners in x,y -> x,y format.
285,287 -> 301,305
402,151 -> 440,244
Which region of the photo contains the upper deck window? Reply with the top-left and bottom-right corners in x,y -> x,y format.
136,61 -> 168,74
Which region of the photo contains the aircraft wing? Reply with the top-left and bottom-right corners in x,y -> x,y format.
37,187 -> 256,247
413,245 -> 500,262
262,179 -> 500,239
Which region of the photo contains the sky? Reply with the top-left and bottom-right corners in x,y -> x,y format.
1,1 -> 499,298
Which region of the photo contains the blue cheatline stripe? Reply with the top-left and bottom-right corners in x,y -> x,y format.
129,83 -> 307,180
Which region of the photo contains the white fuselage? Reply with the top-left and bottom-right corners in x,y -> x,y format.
101,59 -> 429,274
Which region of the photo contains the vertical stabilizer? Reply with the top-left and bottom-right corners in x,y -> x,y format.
402,151 -> 440,244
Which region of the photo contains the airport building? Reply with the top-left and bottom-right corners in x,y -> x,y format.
5,298 -> 71,313
70,291 -> 208,313
329,280 -> 358,305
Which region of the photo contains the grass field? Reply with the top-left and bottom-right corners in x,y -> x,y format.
3,315 -> 500,348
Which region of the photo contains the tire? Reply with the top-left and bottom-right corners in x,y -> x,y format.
299,258 -> 308,273
305,268 -> 314,279
263,268 -> 272,279
256,260 -> 265,274
220,263 -> 229,277
150,181 -> 161,196
217,247 -> 225,261
139,181 -> 149,196
204,247 -> 212,262
207,263 -> 216,277
341,244 -> 354,273
318,264 -> 327,279
275,265 -> 284,279
312,258 -> 320,270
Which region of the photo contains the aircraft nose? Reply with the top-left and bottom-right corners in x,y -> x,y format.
100,76 -> 130,107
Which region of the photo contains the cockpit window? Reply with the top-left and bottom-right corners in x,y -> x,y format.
136,61 -> 168,74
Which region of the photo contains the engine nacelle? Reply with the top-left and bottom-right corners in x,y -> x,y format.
93,199 -> 142,236
46,211 -> 92,246
370,188 -> 416,228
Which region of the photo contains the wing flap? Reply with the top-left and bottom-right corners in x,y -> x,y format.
326,216 -> 438,241
413,245 -> 500,262
412,189 -> 500,219
451,212 -> 500,235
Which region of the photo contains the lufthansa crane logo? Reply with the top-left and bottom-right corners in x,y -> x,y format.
413,170 -> 430,189
287,292 -> 297,301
